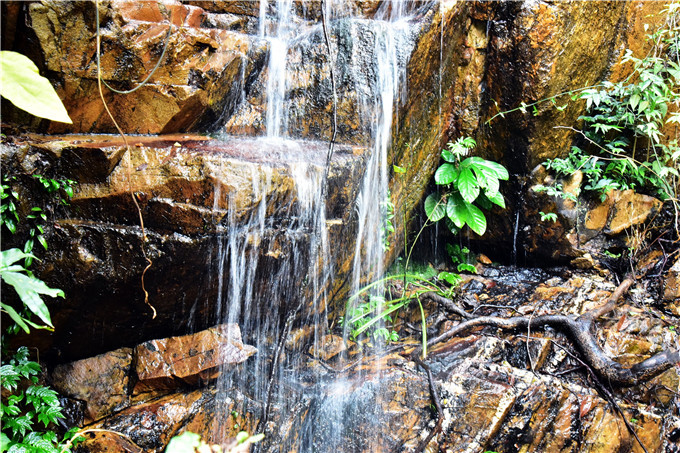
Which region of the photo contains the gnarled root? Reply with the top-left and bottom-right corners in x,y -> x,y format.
421,277 -> 679,386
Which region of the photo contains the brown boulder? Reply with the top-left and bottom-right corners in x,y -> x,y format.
50,347 -> 133,423
134,323 -> 256,392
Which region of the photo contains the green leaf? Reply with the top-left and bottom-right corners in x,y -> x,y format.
0,51 -> 72,124
0,248 -> 35,269
393,165 -> 406,174
463,202 -> 487,236
441,149 -> 457,163
486,191 -> 506,208
434,163 -> 458,185
456,167 -> 479,203
438,271 -> 462,286
446,194 -> 467,229
1,302 -> 31,334
468,157 -> 509,180
424,193 -> 446,222
1,270 -> 63,328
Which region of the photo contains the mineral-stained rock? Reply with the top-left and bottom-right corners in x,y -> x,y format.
19,0 -> 267,134
134,324 -> 256,392
1,134 -> 368,362
307,334 -> 346,361
50,347 -> 133,423
664,258 -> 680,304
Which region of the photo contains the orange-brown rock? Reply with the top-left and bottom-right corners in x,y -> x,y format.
665,258 -> 680,305
134,324 -> 256,392
50,347 -> 133,423
308,334 -> 346,361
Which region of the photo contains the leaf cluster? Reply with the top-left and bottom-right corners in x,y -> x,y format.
0,347 -> 76,453
425,138 -> 509,236
1,248 -> 64,334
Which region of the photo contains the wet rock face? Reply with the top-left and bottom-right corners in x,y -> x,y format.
68,267 -> 679,453
1,135 -> 367,362
18,1 -> 267,134
523,168 -> 664,264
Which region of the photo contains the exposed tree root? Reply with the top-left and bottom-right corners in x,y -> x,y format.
418,276 -> 679,386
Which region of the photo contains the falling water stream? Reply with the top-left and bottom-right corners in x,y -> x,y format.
208,1 -> 420,450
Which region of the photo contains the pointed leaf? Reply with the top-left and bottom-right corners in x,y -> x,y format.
446,193 -> 467,228
456,166 -> 479,203
463,202 -> 487,236
1,271 -> 62,327
486,191 -> 506,208
441,149 -> 457,163
0,248 -> 35,269
424,193 -> 446,222
1,302 -> 31,334
0,51 -> 72,123
434,163 -> 458,185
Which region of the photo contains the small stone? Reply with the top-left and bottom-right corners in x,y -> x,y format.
664,258 -> 680,302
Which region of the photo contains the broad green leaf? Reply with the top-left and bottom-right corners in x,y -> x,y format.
446,193 -> 467,228
0,51 -> 72,123
468,157 -> 510,180
393,165 -> 406,174
438,271 -> 462,286
0,248 -> 35,269
486,191 -> 506,208
456,166 -> 480,203
463,202 -> 487,236
441,149 -> 456,163
1,270 -> 63,327
424,193 -> 446,222
434,163 -> 459,185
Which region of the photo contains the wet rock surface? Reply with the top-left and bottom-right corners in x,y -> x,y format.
1,134 -> 367,361
134,323 -> 256,392
66,267 -> 679,453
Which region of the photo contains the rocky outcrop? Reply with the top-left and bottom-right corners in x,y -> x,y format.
1,134 -> 368,361
523,168 -> 663,264
134,324 -> 256,392
66,266 -> 679,453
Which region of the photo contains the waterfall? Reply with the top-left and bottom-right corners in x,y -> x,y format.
209,0 -> 419,450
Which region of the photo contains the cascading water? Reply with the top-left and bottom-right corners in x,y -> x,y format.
208,0 -> 421,450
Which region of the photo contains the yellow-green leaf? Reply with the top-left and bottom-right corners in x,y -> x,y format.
0,51 -> 72,123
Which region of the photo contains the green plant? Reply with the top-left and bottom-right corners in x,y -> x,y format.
1,249 -> 64,334
0,347 -> 80,453
515,5 -> 679,212
425,137 -> 509,236
0,51 -> 72,123
539,211 -> 558,223
165,430 -> 264,453
445,243 -> 477,273
381,191 -> 396,251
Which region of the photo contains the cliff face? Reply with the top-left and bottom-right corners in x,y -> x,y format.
1,2 -> 676,451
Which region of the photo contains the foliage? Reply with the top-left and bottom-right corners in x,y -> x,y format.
380,191 -> 396,251
1,249 -> 64,334
165,430 -> 264,453
0,51 -> 72,124
539,212 -> 558,223
425,137 -> 508,236
0,347 -> 79,453
521,5 -> 679,213
2,175 -> 75,268
446,243 -> 477,274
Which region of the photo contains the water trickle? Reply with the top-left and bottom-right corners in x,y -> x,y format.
209,0 -> 421,449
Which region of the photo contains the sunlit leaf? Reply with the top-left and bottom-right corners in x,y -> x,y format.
0,51 -> 72,123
